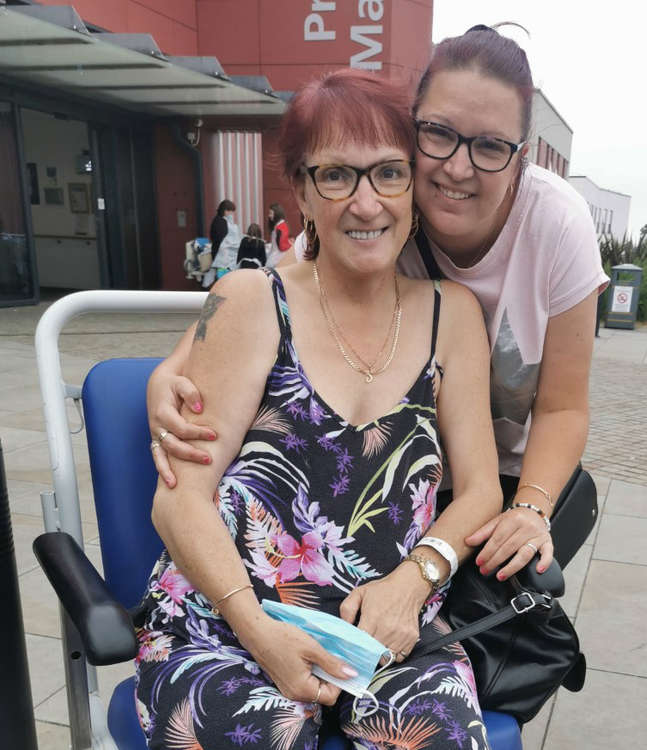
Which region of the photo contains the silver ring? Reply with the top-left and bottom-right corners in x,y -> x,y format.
150,440 -> 161,452
158,429 -> 170,443
525,542 -> 538,554
314,681 -> 322,703
398,650 -> 408,658
387,649 -> 396,663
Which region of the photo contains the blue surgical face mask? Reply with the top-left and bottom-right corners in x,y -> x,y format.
261,599 -> 393,717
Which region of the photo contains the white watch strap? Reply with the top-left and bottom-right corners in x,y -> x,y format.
415,536 -> 458,578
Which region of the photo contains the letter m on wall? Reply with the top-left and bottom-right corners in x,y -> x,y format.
350,26 -> 383,70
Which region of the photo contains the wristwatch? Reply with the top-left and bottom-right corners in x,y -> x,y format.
406,553 -> 443,593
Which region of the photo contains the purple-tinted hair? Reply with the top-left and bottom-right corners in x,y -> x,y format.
278,68 -> 416,180
413,27 -> 534,141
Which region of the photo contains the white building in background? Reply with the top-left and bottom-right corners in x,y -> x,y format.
527,89 -> 632,241
567,176 -> 631,240
528,89 -> 572,178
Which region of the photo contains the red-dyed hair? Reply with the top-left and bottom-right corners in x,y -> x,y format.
278,68 -> 415,179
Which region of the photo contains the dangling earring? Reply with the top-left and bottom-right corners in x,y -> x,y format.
303,215 -> 318,255
408,210 -> 420,241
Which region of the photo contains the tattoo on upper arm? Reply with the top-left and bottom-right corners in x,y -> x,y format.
194,294 -> 226,342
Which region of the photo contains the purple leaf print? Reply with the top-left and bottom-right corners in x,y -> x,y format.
308,398 -> 326,425
405,697 -> 433,716
287,401 -> 307,420
316,434 -> 336,452
218,677 -> 242,696
280,433 -> 307,454
445,719 -> 468,748
387,502 -> 402,524
335,448 -> 353,474
225,722 -> 262,746
330,474 -> 350,497
431,698 -> 452,721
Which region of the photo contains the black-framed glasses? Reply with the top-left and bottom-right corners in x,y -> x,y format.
414,120 -> 525,173
302,159 -> 414,201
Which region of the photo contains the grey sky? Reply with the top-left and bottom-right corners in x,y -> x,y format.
432,0 -> 645,240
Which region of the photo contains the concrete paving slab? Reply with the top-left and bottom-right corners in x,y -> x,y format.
604,479 -> 647,517
26,633 -> 66,708
575,560 -> 647,678
36,720 -> 70,750
544,668 -> 647,749
594,514 -> 647,566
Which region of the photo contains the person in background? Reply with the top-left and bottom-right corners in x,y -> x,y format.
266,202 -> 291,266
236,222 -> 267,269
148,25 -> 607,583
204,199 -> 240,286
137,69 -> 500,748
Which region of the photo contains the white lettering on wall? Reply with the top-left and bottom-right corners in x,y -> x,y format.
358,0 -> 384,23
350,25 -> 383,69
304,13 -> 336,41
303,1 -> 384,70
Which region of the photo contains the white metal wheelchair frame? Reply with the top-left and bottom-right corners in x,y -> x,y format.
35,290 -> 207,750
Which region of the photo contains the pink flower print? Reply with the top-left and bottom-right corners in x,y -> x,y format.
454,659 -> 480,711
136,630 -> 173,664
157,565 -> 194,603
271,530 -> 335,586
410,478 -> 436,532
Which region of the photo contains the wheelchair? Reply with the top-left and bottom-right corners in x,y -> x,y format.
33,290 -> 523,749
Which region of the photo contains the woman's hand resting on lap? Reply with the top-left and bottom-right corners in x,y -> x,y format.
339,564 -> 430,664
243,617 -> 355,706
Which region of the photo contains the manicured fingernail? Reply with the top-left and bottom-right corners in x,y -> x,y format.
202,456 -> 211,465
208,433 -> 217,441
537,565 -> 545,573
496,572 -> 506,581
479,567 -> 488,576
475,557 -> 482,566
342,666 -> 358,678
193,401 -> 203,413
165,478 -> 172,487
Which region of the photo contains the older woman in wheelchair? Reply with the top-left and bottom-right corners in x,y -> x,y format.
134,69 -> 504,749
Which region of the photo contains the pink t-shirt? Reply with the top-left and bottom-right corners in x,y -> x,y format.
399,163 -> 609,475
294,164 -> 608,475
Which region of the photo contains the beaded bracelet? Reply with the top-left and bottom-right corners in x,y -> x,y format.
517,482 -> 553,507
509,502 -> 552,532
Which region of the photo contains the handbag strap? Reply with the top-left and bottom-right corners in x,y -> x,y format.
428,589 -> 553,651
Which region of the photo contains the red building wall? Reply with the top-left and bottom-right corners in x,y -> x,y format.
36,1 -> 434,289
37,0 -> 199,55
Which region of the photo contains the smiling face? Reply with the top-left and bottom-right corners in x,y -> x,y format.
414,68 -> 528,252
295,141 -> 413,275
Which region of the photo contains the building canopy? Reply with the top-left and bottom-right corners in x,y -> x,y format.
0,4 -> 286,117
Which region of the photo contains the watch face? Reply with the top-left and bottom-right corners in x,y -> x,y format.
423,560 -> 441,584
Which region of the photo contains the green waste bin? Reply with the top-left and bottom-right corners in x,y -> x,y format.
606,263 -> 643,330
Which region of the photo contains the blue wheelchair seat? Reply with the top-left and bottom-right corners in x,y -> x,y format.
82,358 -> 521,750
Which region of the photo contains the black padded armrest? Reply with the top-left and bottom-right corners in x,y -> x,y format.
515,556 -> 565,598
33,532 -> 138,666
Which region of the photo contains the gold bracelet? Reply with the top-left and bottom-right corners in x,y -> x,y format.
212,584 -> 253,615
517,483 -> 553,507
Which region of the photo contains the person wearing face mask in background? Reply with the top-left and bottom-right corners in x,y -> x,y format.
203,199 -> 241,286
149,24 -> 607,582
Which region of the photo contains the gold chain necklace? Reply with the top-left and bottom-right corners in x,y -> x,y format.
313,262 -> 402,383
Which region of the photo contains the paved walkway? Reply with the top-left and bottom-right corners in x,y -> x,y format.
0,297 -> 645,749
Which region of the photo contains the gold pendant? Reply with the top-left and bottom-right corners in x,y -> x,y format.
365,372 -> 374,383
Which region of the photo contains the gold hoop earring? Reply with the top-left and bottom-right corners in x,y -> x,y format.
408,210 -> 420,241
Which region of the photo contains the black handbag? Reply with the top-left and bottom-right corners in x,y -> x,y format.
431,467 -> 596,724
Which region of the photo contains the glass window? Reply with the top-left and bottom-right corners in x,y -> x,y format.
0,103 -> 35,304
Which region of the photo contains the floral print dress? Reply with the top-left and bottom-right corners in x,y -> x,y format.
135,269 -> 489,750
